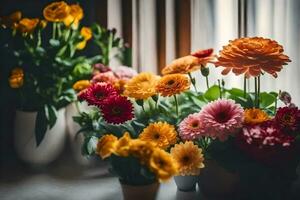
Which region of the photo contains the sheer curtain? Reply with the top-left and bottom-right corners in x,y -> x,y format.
191,0 -> 300,102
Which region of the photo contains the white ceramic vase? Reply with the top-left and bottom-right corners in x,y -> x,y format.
65,102 -> 92,165
174,175 -> 199,191
14,108 -> 66,165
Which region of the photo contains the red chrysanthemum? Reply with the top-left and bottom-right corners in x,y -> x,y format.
100,95 -> 134,124
236,120 -> 296,166
79,82 -> 118,106
275,107 -> 300,133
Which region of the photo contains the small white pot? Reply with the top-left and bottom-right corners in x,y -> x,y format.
174,175 -> 199,191
66,102 -> 93,165
14,108 -> 66,165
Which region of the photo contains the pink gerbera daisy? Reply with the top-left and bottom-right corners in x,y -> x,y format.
179,113 -> 204,140
198,99 -> 244,141
100,95 -> 134,124
80,82 -> 118,106
91,71 -> 118,84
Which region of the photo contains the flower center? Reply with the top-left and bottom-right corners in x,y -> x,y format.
112,107 -> 122,115
153,133 -> 160,139
167,79 -> 175,85
181,155 -> 190,164
215,111 -> 230,123
282,114 -> 294,125
95,91 -> 105,99
191,121 -> 199,128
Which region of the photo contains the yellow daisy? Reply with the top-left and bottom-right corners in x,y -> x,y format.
124,72 -> 160,100
170,141 -> 205,176
96,134 -> 118,159
139,122 -> 177,149
156,74 -> 190,97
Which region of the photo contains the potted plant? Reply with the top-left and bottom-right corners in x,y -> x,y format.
1,1 -> 98,165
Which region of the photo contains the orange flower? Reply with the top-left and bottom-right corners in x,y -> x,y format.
17,18 -> 39,34
80,26 -> 92,41
43,1 -> 70,22
96,134 -> 118,159
162,48 -> 215,75
156,74 -> 190,97
0,11 -> 22,29
73,80 -> 90,92
244,108 -> 269,125
214,37 -> 291,78
63,4 -> 83,28
9,67 -> 24,89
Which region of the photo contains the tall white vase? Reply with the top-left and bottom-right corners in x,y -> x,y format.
66,102 -> 93,165
14,109 -> 66,165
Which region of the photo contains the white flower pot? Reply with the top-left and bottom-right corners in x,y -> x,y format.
66,102 -> 93,165
14,108 -> 66,165
174,175 -> 199,191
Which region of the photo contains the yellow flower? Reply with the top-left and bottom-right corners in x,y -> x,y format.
114,132 -> 132,157
124,72 -> 160,100
80,26 -> 92,41
0,11 -> 22,29
17,18 -> 39,34
73,80 -> 90,92
129,139 -> 155,164
149,148 -> 178,182
96,134 -> 118,159
170,141 -> 205,176
9,68 -> 24,89
139,122 -> 177,149
39,20 -> 47,29
113,79 -> 127,94
63,4 -> 83,28
76,40 -> 86,50
244,108 -> 269,125
156,74 -> 190,97
43,1 -> 70,22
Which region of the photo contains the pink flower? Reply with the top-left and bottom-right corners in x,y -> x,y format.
113,66 -> 137,81
179,113 -> 204,140
91,71 -> 118,84
236,121 -> 296,166
198,99 -> 244,141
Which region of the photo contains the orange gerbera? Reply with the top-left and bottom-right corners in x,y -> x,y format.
156,74 -> 190,97
214,37 -> 291,78
244,108 -> 269,125
162,48 -> 215,75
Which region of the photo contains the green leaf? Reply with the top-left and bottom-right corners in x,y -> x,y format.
45,105 -> 57,129
259,92 -> 276,108
35,107 -> 48,146
72,62 -> 92,77
49,39 -> 60,47
226,88 -> 246,97
204,85 -> 220,101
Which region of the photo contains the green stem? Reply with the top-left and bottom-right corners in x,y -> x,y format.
188,72 -> 198,92
155,95 -> 159,109
174,95 -> 179,117
243,76 -> 247,98
52,23 -> 57,39
257,75 -> 260,108
206,76 -> 210,89
75,101 -> 82,114
218,79 -> 222,99
254,77 -> 258,108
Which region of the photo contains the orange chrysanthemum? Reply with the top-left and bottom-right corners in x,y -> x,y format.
43,1 -> 70,22
124,72 -> 160,100
170,141 -> 205,176
139,122 -> 177,149
156,74 -> 190,97
162,48 -> 215,75
244,108 -> 269,125
214,37 -> 291,78
96,134 -> 118,159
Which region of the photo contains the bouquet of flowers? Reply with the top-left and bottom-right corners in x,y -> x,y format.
0,1 -> 100,145
73,52 -> 211,190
